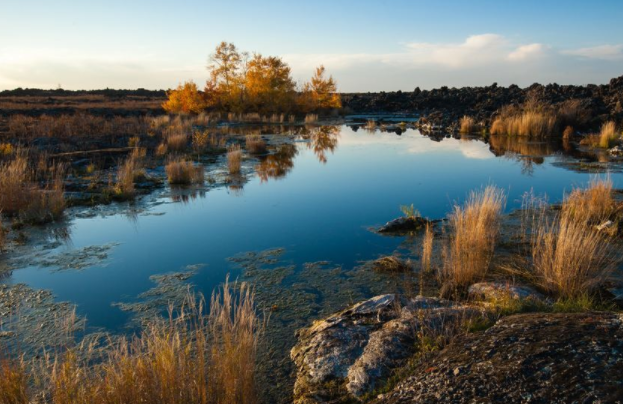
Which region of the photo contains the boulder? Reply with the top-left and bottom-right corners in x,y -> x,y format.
375,312 -> 623,403
290,295 -> 484,403
378,216 -> 429,234
467,282 -> 547,303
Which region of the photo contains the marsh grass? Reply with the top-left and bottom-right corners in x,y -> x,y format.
531,211 -> 617,299
166,159 -> 204,185
0,153 -> 66,224
5,281 -> 262,404
490,110 -> 558,138
245,135 -> 267,155
562,176 -> 616,225
439,186 -> 506,296
167,133 -> 188,153
227,145 -> 242,175
114,150 -> 144,198
459,116 -> 476,134
599,121 -> 618,148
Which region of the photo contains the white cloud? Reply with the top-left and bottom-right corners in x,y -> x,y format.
561,44 -> 623,60
507,43 -> 548,61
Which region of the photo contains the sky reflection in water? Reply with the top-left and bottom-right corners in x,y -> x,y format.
8,125 -> 622,331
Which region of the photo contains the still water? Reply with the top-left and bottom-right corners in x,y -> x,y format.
7,125 -> 621,332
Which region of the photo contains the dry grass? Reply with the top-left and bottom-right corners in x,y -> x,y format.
156,142 -> 168,156
114,152 -> 139,198
245,135 -> 267,155
562,176 -> 616,225
490,110 -> 558,138
0,357 -> 28,404
531,211 -> 617,298
166,159 -> 204,185
563,126 -> 574,140
439,186 -> 506,295
167,133 -> 188,153
5,281 -> 262,404
0,153 -> 66,224
421,223 -> 434,274
599,121 -> 618,148
227,145 -> 242,175
304,114 -> 318,123
459,116 -> 477,134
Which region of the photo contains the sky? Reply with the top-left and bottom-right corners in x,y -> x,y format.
1,0 -> 622,92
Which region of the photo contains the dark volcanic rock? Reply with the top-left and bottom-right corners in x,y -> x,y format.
376,312 -> 623,404
378,216 -> 429,234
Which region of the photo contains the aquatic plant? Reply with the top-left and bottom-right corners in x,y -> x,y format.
245,135 -> 267,154
166,159 -> 204,185
439,186 -> 506,296
400,204 -> 421,220
227,145 -> 242,175
531,210 -> 617,299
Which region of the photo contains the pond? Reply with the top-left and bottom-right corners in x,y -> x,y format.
4,123 -> 623,401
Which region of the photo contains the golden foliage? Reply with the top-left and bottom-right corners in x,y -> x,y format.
299,65 -> 341,111
163,81 -> 207,114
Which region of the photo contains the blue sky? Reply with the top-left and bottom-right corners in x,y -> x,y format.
1,0 -> 622,91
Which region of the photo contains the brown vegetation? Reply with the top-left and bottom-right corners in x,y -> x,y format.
459,116 -> 477,134
599,121 -> 618,148
166,159 -> 204,185
3,281 -> 262,404
227,145 -> 242,175
439,186 -> 506,295
531,211 -> 616,299
245,135 -> 267,154
562,176 -> 616,225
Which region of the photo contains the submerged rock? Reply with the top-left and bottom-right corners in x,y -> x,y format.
372,256 -> 410,273
377,216 -> 429,234
290,295 -> 484,403
376,312 -> 623,403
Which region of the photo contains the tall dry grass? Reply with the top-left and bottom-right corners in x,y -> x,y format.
5,281 -> 262,404
490,110 -> 558,138
439,186 -> 506,295
459,116 -> 476,134
166,159 -> 204,185
599,121 -> 618,148
245,135 -> 267,155
531,211 -> 617,298
562,176 -> 616,225
227,145 -> 242,175
167,133 -> 188,153
0,153 -> 66,224
114,151 -> 141,198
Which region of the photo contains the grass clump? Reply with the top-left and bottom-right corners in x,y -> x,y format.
245,135 -> 267,155
227,145 -> 242,175
562,176 -> 616,225
531,211 -> 617,299
166,159 -> 204,185
490,110 -> 558,138
439,186 -> 506,296
4,280 -> 262,404
599,121 -> 618,148
459,116 -> 477,134
167,132 -> 188,153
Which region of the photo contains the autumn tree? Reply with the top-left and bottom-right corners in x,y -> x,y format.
299,65 -> 341,111
245,54 -> 296,113
207,41 -> 247,111
162,81 -> 206,114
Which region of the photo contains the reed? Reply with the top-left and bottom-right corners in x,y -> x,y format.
439,186 -> 506,295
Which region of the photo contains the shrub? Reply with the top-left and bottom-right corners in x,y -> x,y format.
162,81 -> 207,114
459,116 -> 476,134
192,130 -> 211,153
227,145 -> 242,175
439,186 -> 506,295
598,121 -> 618,148
245,135 -> 267,154
166,159 -> 204,185
531,211 -> 617,299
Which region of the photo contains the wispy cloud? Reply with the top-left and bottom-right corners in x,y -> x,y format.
561,44 -> 623,60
